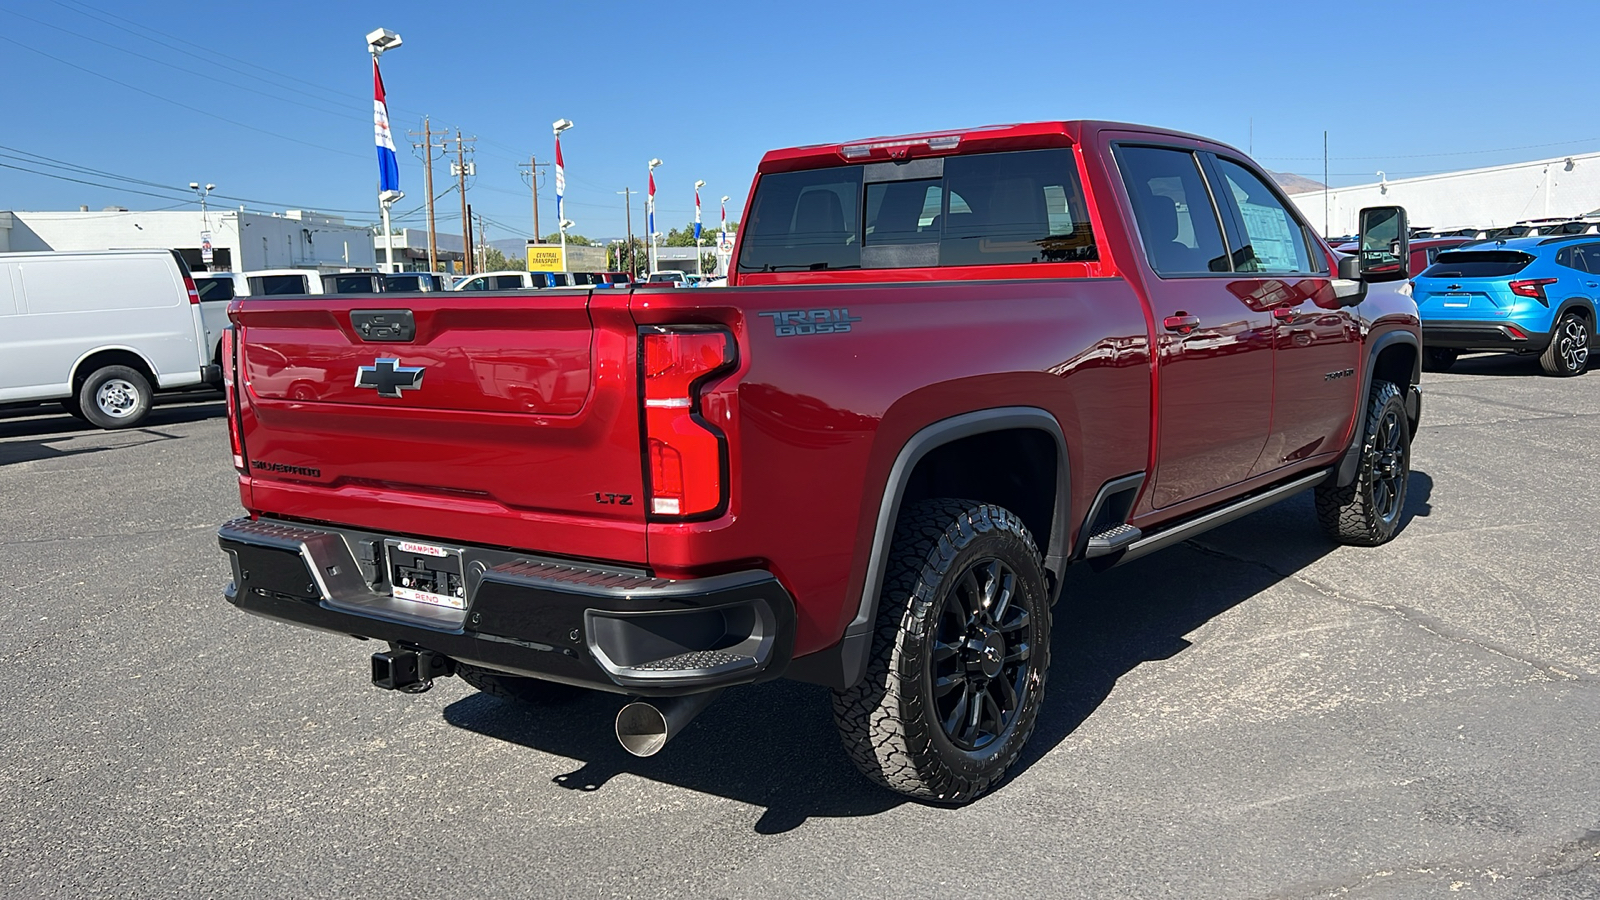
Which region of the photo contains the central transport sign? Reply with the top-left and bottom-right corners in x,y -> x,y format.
526,243 -> 566,272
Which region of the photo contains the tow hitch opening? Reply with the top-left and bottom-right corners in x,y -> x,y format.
372,645 -> 454,693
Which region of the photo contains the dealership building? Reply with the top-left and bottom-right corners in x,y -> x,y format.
0,208 -> 377,272
1289,150 -> 1600,237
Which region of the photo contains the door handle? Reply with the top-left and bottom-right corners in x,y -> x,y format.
1163,314 -> 1200,334
1272,305 -> 1301,321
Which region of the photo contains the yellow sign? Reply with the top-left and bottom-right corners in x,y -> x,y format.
526,244 -> 566,272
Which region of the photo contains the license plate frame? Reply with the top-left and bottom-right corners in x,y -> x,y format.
384,539 -> 466,610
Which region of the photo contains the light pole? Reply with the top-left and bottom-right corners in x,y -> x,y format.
647,158 -> 662,275
552,118 -> 572,271
719,195 -> 731,276
190,181 -> 215,271
367,27 -> 404,273
693,179 -> 706,277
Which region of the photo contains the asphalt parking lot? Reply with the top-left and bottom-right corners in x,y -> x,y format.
2,358 -> 1598,899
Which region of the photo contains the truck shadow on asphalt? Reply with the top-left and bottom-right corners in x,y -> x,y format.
1444,354 -> 1593,378
443,470 -> 1433,834
0,395 -> 225,465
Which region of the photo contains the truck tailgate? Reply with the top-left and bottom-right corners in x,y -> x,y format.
232,290 -> 646,563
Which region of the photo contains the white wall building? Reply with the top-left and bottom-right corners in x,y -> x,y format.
1289,151 -> 1600,237
0,208 -> 377,273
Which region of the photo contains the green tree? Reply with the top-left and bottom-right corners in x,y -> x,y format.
662,220 -> 737,248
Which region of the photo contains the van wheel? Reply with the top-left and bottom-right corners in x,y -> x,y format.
78,365 -> 153,429
456,663 -> 586,705
1422,348 -> 1458,372
831,499 -> 1050,804
1316,380 -> 1410,546
1539,311 -> 1590,377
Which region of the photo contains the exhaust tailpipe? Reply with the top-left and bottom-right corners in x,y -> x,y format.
615,689 -> 724,757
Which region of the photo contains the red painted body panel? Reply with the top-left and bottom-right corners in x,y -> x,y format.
226,119 -> 1418,669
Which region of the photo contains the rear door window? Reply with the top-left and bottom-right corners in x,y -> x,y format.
323,274 -> 377,294
1421,251 -> 1536,278
1114,145 -> 1229,276
195,278 -> 236,302
1576,244 -> 1600,274
250,275 -> 309,295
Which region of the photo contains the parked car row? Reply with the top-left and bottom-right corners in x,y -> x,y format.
1413,234 -> 1599,376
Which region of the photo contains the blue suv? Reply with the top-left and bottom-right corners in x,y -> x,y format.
1414,236 -> 1599,376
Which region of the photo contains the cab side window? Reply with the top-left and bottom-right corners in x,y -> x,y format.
1213,159 -> 1315,274
1115,146 -> 1230,276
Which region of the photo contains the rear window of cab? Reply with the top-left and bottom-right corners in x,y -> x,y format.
738,148 -> 1095,274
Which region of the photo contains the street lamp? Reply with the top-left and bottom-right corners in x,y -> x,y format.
647,158 -> 662,274
552,118 -> 573,271
190,182 -> 216,271
368,27 -> 404,273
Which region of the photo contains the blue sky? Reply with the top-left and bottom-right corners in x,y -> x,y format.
2,0 -> 1597,243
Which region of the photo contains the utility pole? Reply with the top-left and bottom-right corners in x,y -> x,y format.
408,117 -> 447,272
617,188 -> 634,277
477,209 -> 488,273
519,155 -> 549,241
447,131 -> 478,274
1323,130 -> 1330,239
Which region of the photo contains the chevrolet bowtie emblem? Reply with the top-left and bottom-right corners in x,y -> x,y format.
355,358 -> 424,398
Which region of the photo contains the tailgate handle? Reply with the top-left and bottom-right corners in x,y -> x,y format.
351,309 -> 415,343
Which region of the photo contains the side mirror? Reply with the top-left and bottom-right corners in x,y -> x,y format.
1357,206 -> 1409,281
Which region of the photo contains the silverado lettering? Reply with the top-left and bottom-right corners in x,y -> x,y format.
217,120 -> 1423,803
248,460 -> 321,478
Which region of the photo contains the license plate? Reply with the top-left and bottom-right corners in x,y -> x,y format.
385,539 -> 465,609
1442,293 -> 1471,307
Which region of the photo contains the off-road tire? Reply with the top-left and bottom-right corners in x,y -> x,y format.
456,663 -> 586,705
1539,311 -> 1590,377
831,499 -> 1051,804
1316,380 -> 1411,546
1422,348 -> 1459,372
78,365 -> 152,430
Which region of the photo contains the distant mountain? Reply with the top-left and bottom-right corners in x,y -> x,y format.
1270,171 -> 1327,194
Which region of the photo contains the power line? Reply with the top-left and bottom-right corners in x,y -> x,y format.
0,142 -> 382,218
50,0 -> 374,113
0,33 -> 368,162
1259,137 -> 1600,162
0,8 -> 364,122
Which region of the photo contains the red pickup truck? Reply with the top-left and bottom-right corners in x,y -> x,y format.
218,121 -> 1422,803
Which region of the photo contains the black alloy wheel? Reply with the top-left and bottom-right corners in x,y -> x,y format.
1540,311 -> 1590,377
1315,379 -> 1412,546
1368,403 -> 1408,527
832,498 -> 1050,803
930,558 -> 1032,752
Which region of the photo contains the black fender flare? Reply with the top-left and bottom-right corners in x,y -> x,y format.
788,407 -> 1071,690
1336,329 -> 1420,487
1551,296 -> 1599,340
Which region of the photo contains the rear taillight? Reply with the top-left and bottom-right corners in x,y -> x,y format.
184,274 -> 201,305
640,328 -> 735,518
222,327 -> 245,473
1508,278 -> 1557,306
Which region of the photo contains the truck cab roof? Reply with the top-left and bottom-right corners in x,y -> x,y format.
757,120 -> 1232,173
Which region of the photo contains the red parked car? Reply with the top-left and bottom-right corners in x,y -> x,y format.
217,121 -> 1422,802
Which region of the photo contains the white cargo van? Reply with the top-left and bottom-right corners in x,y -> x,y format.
0,249 -> 213,429
192,272 -> 248,379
